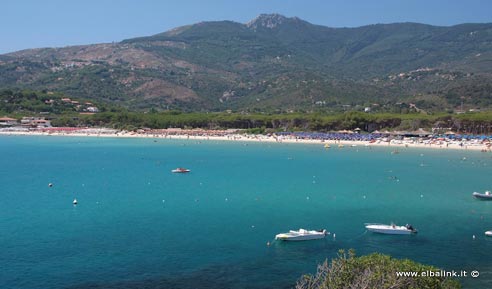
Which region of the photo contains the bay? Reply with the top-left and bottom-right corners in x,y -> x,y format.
1,135 -> 491,288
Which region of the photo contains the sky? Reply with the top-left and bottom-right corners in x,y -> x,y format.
1,0 -> 492,54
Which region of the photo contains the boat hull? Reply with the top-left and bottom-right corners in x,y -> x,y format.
275,229 -> 327,241
473,192 -> 492,200
485,231 -> 492,237
366,225 -> 416,235
172,169 -> 190,173
275,234 -> 326,241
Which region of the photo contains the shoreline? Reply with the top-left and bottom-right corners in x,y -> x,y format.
1,130 -> 491,152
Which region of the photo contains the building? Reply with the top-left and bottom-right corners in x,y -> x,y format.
86,106 -> 99,113
0,117 -> 18,126
20,117 -> 52,128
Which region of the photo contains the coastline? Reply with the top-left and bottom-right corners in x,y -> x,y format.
1,130 -> 490,152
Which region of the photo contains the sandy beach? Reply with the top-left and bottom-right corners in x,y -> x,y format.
1,129 -> 491,152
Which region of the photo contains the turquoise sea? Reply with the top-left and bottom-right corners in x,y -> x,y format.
1,135 -> 492,289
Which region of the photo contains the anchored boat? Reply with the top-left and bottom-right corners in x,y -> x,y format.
365,223 -> 417,235
473,191 -> 492,200
275,228 -> 328,241
171,168 -> 191,173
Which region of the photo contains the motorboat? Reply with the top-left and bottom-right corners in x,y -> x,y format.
73,198 -> 78,205
275,228 -> 328,241
365,223 -> 417,235
472,191 -> 492,200
171,168 -> 191,173
485,231 -> 492,237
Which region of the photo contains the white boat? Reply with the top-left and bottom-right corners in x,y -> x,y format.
485,231 -> 492,237
73,198 -> 78,205
365,223 -> 417,235
472,191 -> 492,200
171,168 -> 190,173
275,228 -> 328,241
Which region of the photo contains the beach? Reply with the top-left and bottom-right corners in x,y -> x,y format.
1,128 -> 491,152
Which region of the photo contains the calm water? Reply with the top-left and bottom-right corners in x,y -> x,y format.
1,135 -> 492,289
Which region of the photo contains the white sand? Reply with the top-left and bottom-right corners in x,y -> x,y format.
1,130 -> 490,152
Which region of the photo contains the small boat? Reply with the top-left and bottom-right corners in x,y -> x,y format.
275,228 -> 328,241
73,198 -> 78,205
365,223 -> 417,235
324,144 -> 331,149
172,168 -> 191,173
485,231 -> 492,237
472,191 -> 492,200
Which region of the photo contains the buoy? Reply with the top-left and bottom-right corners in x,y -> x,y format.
473,235 -> 476,240
267,241 -> 271,246
333,233 -> 336,239
48,183 -> 53,187
73,198 -> 78,205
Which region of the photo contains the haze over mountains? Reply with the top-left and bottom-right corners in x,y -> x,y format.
1,14 -> 492,112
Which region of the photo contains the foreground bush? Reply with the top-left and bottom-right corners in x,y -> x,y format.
296,250 -> 460,289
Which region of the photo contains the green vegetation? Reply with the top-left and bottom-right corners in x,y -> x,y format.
296,250 -> 460,289
50,110 -> 492,135
0,89 -> 124,116
2,89 -> 492,134
1,15 -> 492,112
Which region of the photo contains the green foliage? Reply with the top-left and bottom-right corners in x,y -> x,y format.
296,250 -> 461,289
2,90 -> 491,135
2,16 -> 492,112
0,89 -> 122,116
45,110 -> 491,134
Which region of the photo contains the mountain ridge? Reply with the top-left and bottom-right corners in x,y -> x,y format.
1,14 -> 492,112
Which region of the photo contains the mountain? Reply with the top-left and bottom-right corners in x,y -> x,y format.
1,14 -> 492,112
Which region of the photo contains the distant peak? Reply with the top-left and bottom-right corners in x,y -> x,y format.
246,13 -> 301,29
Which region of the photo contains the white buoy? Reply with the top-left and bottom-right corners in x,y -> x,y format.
473,235 -> 476,240
73,198 -> 78,205
333,233 -> 336,239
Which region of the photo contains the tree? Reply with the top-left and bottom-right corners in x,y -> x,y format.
296,250 -> 460,289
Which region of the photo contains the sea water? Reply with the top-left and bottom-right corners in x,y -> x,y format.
1,135 -> 491,289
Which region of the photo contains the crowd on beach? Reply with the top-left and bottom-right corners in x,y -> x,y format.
1,126 -> 491,151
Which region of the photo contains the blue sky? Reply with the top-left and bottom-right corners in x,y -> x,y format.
1,0 -> 492,54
